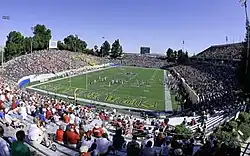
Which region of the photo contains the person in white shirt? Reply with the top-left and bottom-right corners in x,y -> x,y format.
0,126 -> 10,156
27,118 -> 50,146
95,133 -> 112,155
81,136 -> 94,149
75,116 -> 81,125
19,103 -> 27,120
69,112 -> 76,124
26,103 -> 31,115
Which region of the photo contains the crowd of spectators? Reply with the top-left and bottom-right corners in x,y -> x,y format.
2,50 -> 103,82
0,84 -> 242,156
195,42 -> 243,60
0,48 -> 246,156
172,62 -> 245,114
110,53 -> 167,69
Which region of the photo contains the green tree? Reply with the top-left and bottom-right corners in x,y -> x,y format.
174,50 -> 177,59
57,41 -> 66,50
24,37 -> 32,53
32,24 -> 52,50
166,48 -> 174,60
63,35 -> 87,52
110,39 -> 122,58
100,40 -> 110,57
174,124 -> 192,139
4,31 -> 25,60
213,128 -> 239,145
84,48 -> 95,55
238,112 -> 250,123
228,121 -> 238,130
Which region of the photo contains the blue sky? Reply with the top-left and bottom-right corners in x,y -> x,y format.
0,0 -> 248,55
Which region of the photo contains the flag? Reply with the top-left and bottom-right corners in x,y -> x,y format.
240,0 -> 247,7
226,36 -> 228,42
2,16 -> 9,20
182,40 -> 184,45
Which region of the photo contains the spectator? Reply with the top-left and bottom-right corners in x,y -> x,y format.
81,136 -> 93,149
160,139 -> 172,156
127,135 -> 140,156
55,125 -> 65,144
141,134 -> 154,148
88,143 -> 99,156
92,124 -> 104,138
95,133 -> 112,155
27,118 -> 50,147
64,124 -> 80,148
140,141 -> 156,156
112,129 -> 125,151
11,130 -> 31,156
0,126 -> 10,156
80,145 -> 90,156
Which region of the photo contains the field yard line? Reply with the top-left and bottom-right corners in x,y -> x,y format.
164,70 -> 173,111
151,69 -> 157,80
109,73 -> 138,94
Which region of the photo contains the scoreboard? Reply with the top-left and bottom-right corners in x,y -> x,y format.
140,47 -> 150,54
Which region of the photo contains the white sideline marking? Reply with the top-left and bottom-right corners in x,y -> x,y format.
164,70 -> 173,111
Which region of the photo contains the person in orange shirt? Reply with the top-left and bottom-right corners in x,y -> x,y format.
56,125 -> 64,144
65,125 -> 80,148
63,113 -> 70,123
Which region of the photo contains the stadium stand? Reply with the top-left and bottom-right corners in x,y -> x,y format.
195,42 -> 244,60
0,49 -> 248,156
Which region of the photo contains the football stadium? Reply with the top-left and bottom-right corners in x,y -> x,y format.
1,0 -> 250,156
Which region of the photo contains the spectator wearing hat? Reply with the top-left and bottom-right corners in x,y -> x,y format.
11,130 -> 31,156
127,136 -> 140,156
0,125 -> 10,156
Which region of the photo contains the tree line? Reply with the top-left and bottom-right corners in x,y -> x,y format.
3,24 -> 123,62
166,48 -> 189,64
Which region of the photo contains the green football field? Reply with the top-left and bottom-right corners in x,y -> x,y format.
33,67 -> 174,111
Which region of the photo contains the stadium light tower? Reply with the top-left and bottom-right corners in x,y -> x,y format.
31,27 -> 34,53
240,0 -> 250,77
1,16 -> 10,70
102,37 -> 105,65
